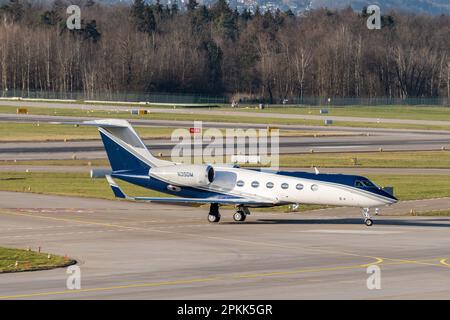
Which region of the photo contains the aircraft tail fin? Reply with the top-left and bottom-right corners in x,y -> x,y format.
78,119 -> 170,172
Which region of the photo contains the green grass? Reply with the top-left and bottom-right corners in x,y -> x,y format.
0,122 -> 179,142
412,210 -> 450,216
0,159 -> 110,166
0,247 -> 75,273
4,101 -> 450,121
4,97 -> 450,119
3,105 -> 450,131
0,172 -> 169,199
0,171 -> 449,214
1,98 -> 222,108
278,151 -> 450,168
0,171 -> 449,202
366,174 -> 450,200
0,121 -> 357,142
2,150 -> 450,168
224,105 -> 450,122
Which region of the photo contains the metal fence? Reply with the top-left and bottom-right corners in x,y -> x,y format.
0,89 -> 228,105
1,89 -> 448,106
240,96 -> 450,106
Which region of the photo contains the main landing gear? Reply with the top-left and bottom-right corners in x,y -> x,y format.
207,204 -> 250,223
208,203 -> 221,223
361,207 -> 374,226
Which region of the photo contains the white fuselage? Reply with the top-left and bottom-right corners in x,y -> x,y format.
202,167 -> 394,208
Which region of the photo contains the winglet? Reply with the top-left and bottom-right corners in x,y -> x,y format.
314,167 -> 320,175
106,175 -> 129,199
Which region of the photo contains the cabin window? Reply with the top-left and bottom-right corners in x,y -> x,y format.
251,181 -> 260,188
296,183 -> 304,190
266,182 -> 274,189
236,180 -> 244,187
311,184 -> 319,191
281,183 -> 289,189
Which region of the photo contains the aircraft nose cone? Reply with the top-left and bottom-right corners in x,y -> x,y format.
384,191 -> 398,204
374,188 -> 397,205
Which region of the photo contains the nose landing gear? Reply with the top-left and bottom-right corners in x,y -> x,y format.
362,208 -> 374,226
233,206 -> 250,222
233,211 -> 246,222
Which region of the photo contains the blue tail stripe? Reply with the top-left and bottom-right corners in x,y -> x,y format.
100,131 -> 150,173
111,185 -> 126,199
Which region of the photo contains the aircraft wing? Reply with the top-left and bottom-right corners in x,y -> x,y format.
132,197 -> 272,205
106,175 -> 274,205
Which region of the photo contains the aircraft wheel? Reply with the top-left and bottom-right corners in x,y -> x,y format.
365,219 -> 373,227
208,214 -> 221,223
233,211 -> 246,222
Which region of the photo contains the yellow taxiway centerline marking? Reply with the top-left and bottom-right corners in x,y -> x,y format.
2,210 -> 447,270
0,254 -> 447,299
0,277 -> 220,300
2,210 -> 449,270
0,210 -> 141,231
0,210 -> 384,261
0,257 -> 383,300
237,258 -> 384,279
0,210 -> 448,299
5,255 -> 448,300
379,258 -> 443,267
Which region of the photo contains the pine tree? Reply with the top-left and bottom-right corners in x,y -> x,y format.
40,9 -> 61,26
0,0 -> 24,22
131,0 -> 146,29
187,0 -> 198,12
211,0 -> 238,40
142,6 -> 157,34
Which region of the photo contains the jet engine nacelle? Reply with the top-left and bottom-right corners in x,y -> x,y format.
149,164 -> 215,187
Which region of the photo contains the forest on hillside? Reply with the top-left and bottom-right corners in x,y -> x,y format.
0,0 -> 449,102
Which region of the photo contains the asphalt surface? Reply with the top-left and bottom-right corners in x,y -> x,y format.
2,107 -> 450,160
2,113 -> 450,135
0,191 -> 449,299
2,131 -> 450,160
2,100 -> 450,126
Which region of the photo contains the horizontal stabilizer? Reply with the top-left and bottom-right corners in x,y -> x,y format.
51,119 -> 130,128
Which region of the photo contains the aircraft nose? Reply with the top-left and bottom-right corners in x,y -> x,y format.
389,196 -> 398,204
383,190 -> 398,204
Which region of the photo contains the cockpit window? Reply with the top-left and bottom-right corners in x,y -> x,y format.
355,180 -> 376,188
355,181 -> 364,188
362,180 -> 376,187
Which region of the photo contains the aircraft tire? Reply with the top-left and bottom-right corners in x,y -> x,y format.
208,214 -> 221,223
233,211 -> 246,222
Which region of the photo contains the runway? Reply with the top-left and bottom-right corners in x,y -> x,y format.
2,113 -> 450,135
2,100 -> 450,126
2,133 -> 450,160
0,191 -> 449,299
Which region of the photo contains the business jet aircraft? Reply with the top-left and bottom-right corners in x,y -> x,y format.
82,119 -> 397,226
